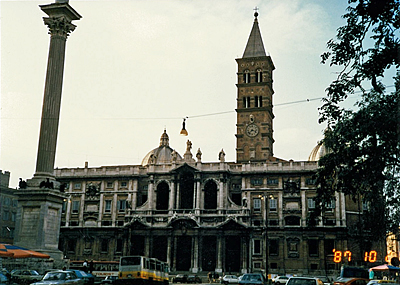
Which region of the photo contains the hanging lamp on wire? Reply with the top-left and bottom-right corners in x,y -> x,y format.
180,117 -> 188,136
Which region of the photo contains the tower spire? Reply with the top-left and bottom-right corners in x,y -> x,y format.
242,8 -> 266,58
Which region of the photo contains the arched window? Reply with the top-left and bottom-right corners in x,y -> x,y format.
204,180 -> 218,209
156,182 -> 169,211
255,69 -> 262,82
243,70 -> 250,83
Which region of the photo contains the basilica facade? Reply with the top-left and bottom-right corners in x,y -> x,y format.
56,13 -> 379,276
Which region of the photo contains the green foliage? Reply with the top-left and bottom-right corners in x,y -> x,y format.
312,0 -> 400,240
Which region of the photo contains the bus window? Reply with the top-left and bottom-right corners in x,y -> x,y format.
121,256 -> 141,266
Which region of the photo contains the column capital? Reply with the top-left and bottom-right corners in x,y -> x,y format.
43,16 -> 77,38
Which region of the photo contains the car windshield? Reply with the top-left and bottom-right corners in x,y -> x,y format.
318,277 -> 329,282
44,272 -> 66,280
288,278 -> 316,285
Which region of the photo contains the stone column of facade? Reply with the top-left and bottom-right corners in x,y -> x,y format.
241,239 -> 248,274
132,179 -> 138,210
341,193 -> 346,226
216,236 -> 223,273
79,183 -> 86,226
168,180 -> 175,214
278,192 -> 283,227
195,179 -> 201,215
176,183 -> 181,209
167,236 -> 172,269
192,235 -> 199,273
112,192 -> 118,227
301,190 -> 306,227
65,183 -> 72,227
218,180 -> 224,212
148,176 -> 154,209
14,2 -> 81,264
335,192 -> 341,226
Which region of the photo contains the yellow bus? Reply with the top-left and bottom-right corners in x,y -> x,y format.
118,256 -> 169,285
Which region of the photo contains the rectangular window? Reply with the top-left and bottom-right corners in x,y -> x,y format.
3,211 -> 9,221
105,200 -> 112,213
120,181 -> 127,188
253,198 -> 261,212
62,201 -> 67,213
116,239 -> 123,252
269,239 -> 279,255
308,239 -> 319,257
67,240 -> 76,252
269,199 -> 277,211
118,200 -> 126,212
308,198 -> 316,209
267,178 -> 279,185
253,262 -> 261,269
12,199 -> 18,207
324,240 -> 335,255
362,200 -> 369,211
74,183 -> 81,189
11,212 -> 16,222
107,182 -> 113,188
251,178 -> 263,186
253,239 -> 261,255
325,199 -> 336,210
306,177 -> 316,185
72,201 -> 80,214
101,239 -> 108,252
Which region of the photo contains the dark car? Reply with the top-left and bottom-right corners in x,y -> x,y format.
101,276 -> 118,284
0,273 -> 8,285
32,271 -> 84,285
238,273 -> 266,285
187,275 -> 202,283
173,274 -> 188,283
286,277 -> 324,285
67,270 -> 95,285
10,269 -> 43,284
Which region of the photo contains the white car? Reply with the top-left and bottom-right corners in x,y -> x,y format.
221,275 -> 239,284
273,276 -> 289,285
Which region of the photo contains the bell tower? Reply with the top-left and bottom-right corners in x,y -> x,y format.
235,11 -> 275,163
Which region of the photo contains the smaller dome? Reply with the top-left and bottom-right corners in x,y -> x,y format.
308,141 -> 328,161
141,130 -> 183,166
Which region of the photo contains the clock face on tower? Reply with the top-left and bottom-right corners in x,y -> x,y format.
246,123 -> 259,137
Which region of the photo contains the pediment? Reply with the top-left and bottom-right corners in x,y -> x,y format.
171,163 -> 198,174
218,218 -> 247,230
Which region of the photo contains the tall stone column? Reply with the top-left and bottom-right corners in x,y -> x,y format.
34,1 -> 81,180
14,1 -> 81,265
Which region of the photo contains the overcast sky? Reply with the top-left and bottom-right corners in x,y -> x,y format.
1,0 -> 355,188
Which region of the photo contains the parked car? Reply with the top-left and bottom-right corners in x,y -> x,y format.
239,273 -> 266,285
333,278 -> 370,285
187,275 -> 202,283
0,273 -> 8,285
32,271 -> 84,285
101,276 -> 118,284
367,280 -> 398,285
173,274 -> 188,283
286,277 -> 324,285
315,276 -> 331,285
221,275 -> 239,284
273,276 -> 290,285
67,270 -> 95,285
11,269 -> 43,284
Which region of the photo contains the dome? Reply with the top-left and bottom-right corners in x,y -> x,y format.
141,130 -> 183,166
308,140 -> 328,161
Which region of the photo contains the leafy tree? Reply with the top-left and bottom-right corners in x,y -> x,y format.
311,0 -> 400,244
